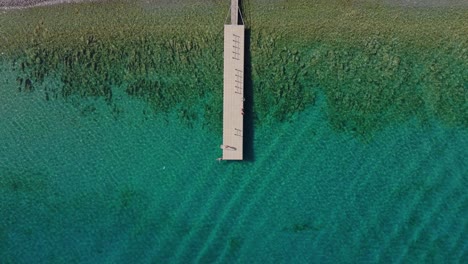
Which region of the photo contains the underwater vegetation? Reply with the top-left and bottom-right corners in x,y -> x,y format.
1,0 -> 467,139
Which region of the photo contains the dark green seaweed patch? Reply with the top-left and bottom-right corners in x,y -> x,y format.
0,167 -> 48,193
310,36 -> 467,139
13,19 -> 226,130
6,1 -> 467,139
251,32 -> 317,123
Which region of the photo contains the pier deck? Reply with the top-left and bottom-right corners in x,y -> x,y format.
222,24 -> 244,160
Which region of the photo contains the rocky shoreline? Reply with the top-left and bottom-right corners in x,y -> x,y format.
2,0 -> 467,10
0,0 -> 100,9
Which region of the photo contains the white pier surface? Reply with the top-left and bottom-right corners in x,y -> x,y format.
222,24 -> 244,160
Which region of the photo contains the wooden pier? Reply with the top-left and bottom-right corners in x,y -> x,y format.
222,0 -> 244,160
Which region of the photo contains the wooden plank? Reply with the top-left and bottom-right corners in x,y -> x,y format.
231,0 -> 238,25
222,25 -> 244,160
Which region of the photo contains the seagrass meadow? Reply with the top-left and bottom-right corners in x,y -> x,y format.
0,0 -> 467,263
1,0 -> 466,136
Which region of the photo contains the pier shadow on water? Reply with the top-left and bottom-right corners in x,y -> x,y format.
239,0 -> 254,162
243,28 -> 254,162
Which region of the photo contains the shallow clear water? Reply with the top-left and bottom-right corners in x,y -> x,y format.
1,59 -> 466,263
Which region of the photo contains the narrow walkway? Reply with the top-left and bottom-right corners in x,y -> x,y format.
222,24 -> 244,160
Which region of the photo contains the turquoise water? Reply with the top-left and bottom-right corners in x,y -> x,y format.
1,58 -> 466,263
